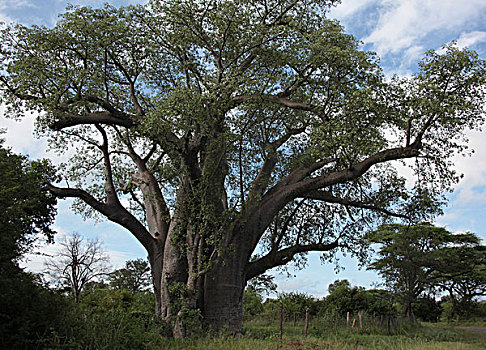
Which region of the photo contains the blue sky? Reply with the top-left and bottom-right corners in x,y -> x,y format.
1,0 -> 486,298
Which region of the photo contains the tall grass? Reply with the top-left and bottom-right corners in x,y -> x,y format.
38,306 -> 486,349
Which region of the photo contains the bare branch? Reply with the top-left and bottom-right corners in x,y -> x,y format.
48,184 -> 154,252
245,239 -> 339,281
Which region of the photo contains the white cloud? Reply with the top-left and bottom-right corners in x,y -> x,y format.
329,0 -> 377,20
456,31 -> 486,49
449,130 -> 486,205
0,0 -> 34,11
364,0 -> 486,56
0,107 -> 46,156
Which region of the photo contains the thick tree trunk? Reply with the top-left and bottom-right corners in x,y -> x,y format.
202,258 -> 246,333
160,228 -> 188,319
148,240 -> 164,315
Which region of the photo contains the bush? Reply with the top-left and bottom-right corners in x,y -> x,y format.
0,268 -> 71,349
413,296 -> 442,322
243,288 -> 264,317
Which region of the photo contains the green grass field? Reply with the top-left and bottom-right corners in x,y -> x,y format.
154,320 -> 486,350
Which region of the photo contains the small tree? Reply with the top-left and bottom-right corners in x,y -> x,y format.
45,232 -> 110,302
108,258 -> 152,293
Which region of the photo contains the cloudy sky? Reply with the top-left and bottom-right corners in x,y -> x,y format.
1,0 -> 485,298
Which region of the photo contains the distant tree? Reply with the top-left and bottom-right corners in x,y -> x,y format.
362,289 -> 396,316
243,288 -> 264,317
325,279 -> 367,316
434,243 -> 486,318
328,279 -> 351,294
365,223 -> 480,319
45,232 -> 110,302
279,292 -> 317,319
413,295 -> 442,322
108,258 -> 152,293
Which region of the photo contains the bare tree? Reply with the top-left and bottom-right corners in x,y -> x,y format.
45,232 -> 110,302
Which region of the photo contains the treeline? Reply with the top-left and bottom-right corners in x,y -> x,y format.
243,279 -> 486,325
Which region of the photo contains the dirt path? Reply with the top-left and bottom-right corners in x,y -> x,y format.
458,326 -> 486,334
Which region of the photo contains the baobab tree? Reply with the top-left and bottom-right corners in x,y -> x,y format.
1,0 -> 485,336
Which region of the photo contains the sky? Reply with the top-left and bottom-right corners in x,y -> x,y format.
0,0 -> 485,299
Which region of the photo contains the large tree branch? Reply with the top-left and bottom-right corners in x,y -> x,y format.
245,126 -> 307,205
48,184 -> 155,253
0,76 -> 40,101
280,158 -> 338,186
50,111 -> 136,131
119,129 -> 171,240
291,142 -> 421,193
301,190 -> 410,219
245,240 -> 339,281
60,95 -> 129,117
243,142 -> 421,255
105,50 -> 145,116
95,124 -> 120,206
51,109 -> 183,161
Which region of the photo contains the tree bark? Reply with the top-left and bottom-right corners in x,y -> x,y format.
202,256 -> 246,333
148,239 -> 164,315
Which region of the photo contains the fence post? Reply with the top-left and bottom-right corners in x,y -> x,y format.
280,302 -> 283,342
359,311 -> 363,329
346,311 -> 350,328
304,307 -> 309,337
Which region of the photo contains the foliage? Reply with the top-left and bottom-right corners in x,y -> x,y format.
325,279 -> 367,315
361,289 -> 396,317
243,288 -> 264,317
0,269 -> 72,349
412,296 -> 442,322
43,307 -> 167,349
108,258 -> 152,293
246,273 -> 278,296
44,232 -> 111,302
0,141 -> 57,263
434,243 -> 486,318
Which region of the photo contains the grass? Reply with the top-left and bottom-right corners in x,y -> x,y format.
153,319 -> 486,350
